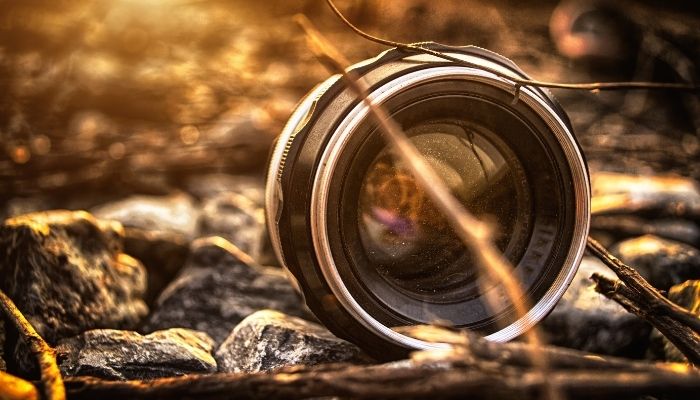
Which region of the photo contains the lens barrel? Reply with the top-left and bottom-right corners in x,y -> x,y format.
266,44 -> 590,359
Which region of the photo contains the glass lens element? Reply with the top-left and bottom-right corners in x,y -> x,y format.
357,121 -> 530,302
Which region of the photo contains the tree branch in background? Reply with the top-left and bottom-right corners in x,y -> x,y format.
0,291 -> 65,400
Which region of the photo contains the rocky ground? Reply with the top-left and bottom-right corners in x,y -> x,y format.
1,0 -> 700,399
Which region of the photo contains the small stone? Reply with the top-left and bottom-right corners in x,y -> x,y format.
541,257 -> 651,357
0,210 -> 147,344
92,192 -> 200,240
198,192 -> 266,263
215,310 -> 369,373
143,237 -> 312,345
649,280 -> 700,363
611,235 -> 700,290
56,328 -> 216,380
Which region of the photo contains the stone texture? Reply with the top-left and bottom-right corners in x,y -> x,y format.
121,227 -> 190,305
198,192 -> 266,263
184,174 -> 265,206
215,310 -> 369,373
0,319 -> 5,371
143,236 -> 311,345
541,257 -> 651,357
611,235 -> 700,290
92,192 -> 200,240
0,210 -> 147,344
56,328 -> 216,380
649,280 -> 700,362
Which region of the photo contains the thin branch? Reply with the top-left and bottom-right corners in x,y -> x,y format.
324,0 -> 700,93
586,237 -> 700,334
295,13 -> 560,400
0,290 -> 65,400
591,273 -> 700,366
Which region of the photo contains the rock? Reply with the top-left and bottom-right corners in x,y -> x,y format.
0,210 -> 147,344
591,172 -> 700,218
198,192 -> 266,263
215,310 -> 369,373
143,237 -> 311,345
541,257 -> 651,357
183,174 -> 265,206
649,280 -> 700,362
611,235 -> 700,290
92,192 -> 200,240
0,319 -> 5,371
121,227 -> 190,305
56,328 -> 216,380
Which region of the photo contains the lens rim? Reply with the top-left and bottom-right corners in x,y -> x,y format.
266,45 -> 590,357
333,91 -> 569,329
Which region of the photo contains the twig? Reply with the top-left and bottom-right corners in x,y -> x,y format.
586,237 -> 700,365
324,0 -> 700,93
591,273 -> 700,366
0,370 -> 39,400
0,290 -> 65,400
295,13 -> 560,400
586,237 -> 700,334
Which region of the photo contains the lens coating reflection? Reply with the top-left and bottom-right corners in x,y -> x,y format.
357,121 -> 530,303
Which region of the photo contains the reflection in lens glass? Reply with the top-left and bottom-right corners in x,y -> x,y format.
357,121 -> 530,302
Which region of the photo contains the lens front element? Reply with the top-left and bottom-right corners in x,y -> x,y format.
358,122 -> 531,304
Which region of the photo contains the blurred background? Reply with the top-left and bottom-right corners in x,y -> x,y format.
0,0 -> 699,210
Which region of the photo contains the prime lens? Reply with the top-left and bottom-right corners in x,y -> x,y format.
265,44 -> 590,359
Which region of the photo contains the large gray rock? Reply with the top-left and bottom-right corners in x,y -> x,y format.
541,257 -> 651,357
611,235 -> 700,290
198,192 -> 266,263
0,210 -> 147,344
215,310 -> 369,373
92,193 -> 200,240
143,237 -> 311,345
57,328 -> 216,380
649,280 -> 700,362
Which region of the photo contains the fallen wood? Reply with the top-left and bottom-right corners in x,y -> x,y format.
0,291 -> 65,400
63,357 -> 700,400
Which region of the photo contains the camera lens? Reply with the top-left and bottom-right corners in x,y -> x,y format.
266,45 -> 590,359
